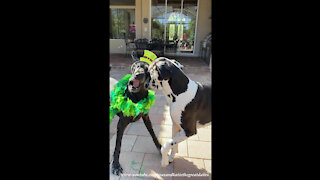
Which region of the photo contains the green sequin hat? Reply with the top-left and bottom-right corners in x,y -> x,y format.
140,50 -> 157,64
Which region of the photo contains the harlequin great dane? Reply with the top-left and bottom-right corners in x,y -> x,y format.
146,57 -> 212,167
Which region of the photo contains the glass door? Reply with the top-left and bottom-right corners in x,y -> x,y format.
151,0 -> 198,55
165,0 -> 182,53
151,0 -> 166,40
179,0 -> 197,54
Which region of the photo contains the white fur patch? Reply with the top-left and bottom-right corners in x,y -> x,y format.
167,80 -> 198,126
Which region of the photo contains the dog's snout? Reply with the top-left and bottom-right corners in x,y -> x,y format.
134,73 -> 144,80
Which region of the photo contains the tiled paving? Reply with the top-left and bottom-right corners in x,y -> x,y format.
109,54 -> 212,179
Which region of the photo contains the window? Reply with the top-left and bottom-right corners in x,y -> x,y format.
151,0 -> 198,54
151,0 -> 166,40
110,9 -> 136,40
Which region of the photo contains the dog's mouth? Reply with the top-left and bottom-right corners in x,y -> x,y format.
129,80 -> 142,91
132,80 -> 140,88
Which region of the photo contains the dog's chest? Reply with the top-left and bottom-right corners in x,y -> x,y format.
132,113 -> 143,122
166,80 -> 198,125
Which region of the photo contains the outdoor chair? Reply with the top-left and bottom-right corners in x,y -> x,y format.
134,38 -> 149,57
147,38 -> 164,57
125,41 -> 136,57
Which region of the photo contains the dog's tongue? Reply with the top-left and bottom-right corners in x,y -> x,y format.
133,80 -> 140,88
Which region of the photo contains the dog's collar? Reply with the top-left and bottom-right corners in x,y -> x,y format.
109,74 -> 156,123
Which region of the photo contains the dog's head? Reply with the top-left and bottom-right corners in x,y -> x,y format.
146,57 -> 183,91
128,61 -> 150,93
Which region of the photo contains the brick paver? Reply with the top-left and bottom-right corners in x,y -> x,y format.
141,153 -> 174,180
110,54 -> 212,179
132,136 -> 161,154
197,128 -> 212,142
187,140 -> 212,159
109,134 -> 137,163
109,151 -> 145,180
173,157 -> 209,180
203,160 -> 212,174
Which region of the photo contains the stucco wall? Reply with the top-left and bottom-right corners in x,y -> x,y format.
194,0 -> 212,56
135,0 -> 151,39
109,39 -> 126,54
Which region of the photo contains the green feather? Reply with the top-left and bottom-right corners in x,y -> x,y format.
109,74 -> 156,123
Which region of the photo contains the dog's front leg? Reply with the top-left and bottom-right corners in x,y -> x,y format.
112,115 -> 130,176
169,122 -> 180,163
142,114 -> 162,154
161,129 -> 188,167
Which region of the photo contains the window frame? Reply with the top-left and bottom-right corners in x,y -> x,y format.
110,0 -> 135,6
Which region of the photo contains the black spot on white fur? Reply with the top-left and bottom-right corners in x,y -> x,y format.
171,93 -> 176,102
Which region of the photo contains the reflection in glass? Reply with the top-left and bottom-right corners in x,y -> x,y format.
165,0 -> 182,53
180,0 -> 197,53
151,0 -> 166,40
110,9 -> 136,41
151,0 -> 198,54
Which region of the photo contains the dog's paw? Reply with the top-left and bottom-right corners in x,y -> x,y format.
161,157 -> 169,167
168,154 -> 174,163
161,153 -> 169,167
112,162 -> 123,176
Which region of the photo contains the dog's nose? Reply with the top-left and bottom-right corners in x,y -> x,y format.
134,73 -> 144,80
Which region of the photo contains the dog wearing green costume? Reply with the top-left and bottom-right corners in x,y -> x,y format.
109,50 -> 162,176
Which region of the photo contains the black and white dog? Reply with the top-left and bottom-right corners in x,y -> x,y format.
110,61 -> 162,175
146,57 -> 212,167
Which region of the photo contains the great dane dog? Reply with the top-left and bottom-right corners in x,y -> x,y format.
110,61 -> 161,175
146,57 -> 212,167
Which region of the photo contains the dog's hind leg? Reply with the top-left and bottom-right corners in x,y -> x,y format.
112,115 -> 131,176
142,114 -> 162,153
161,129 -> 188,167
168,122 -> 180,163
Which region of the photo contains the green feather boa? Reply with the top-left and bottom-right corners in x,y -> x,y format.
109,74 -> 156,123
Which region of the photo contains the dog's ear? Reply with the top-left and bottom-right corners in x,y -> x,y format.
131,62 -> 138,73
156,61 -> 171,80
144,71 -> 151,88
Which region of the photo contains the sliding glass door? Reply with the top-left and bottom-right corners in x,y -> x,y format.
151,0 -> 198,55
